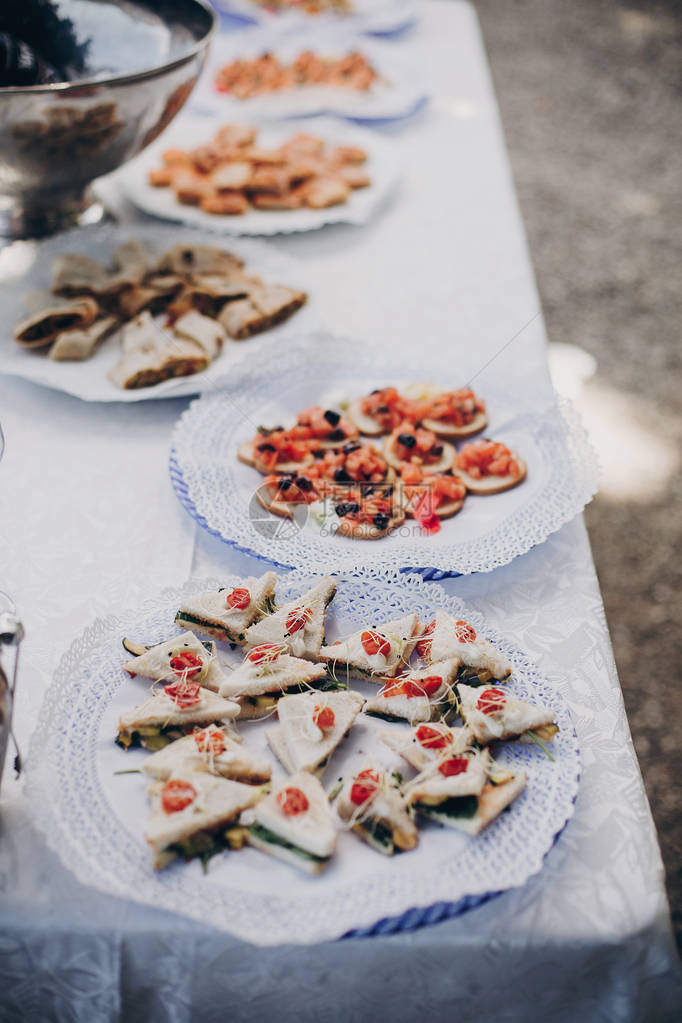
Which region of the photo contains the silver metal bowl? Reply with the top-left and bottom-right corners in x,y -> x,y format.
0,0 -> 217,238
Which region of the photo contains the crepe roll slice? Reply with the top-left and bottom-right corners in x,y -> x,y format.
335,765 -> 418,856
319,613 -> 420,681
48,315 -> 118,361
152,243 -> 244,278
51,252 -> 108,296
122,630 -> 229,693
14,296 -> 99,349
458,684 -> 559,747
418,611 -> 512,685
265,690 -> 365,777
117,684 -> 240,752
175,572 -> 278,644
379,723 -> 476,773
218,283 -> 306,339
243,576 -> 336,661
146,769 -> 263,869
248,772 -> 336,875
363,659 -> 461,724
107,319 -> 208,390
173,309 -> 226,360
454,438 -> 526,495
408,752 -> 526,836
218,646 -> 330,720
143,724 -> 271,785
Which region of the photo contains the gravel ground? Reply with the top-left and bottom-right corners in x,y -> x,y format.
474,0 -> 682,950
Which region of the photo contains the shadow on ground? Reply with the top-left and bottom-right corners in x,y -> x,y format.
475,0 -> 682,949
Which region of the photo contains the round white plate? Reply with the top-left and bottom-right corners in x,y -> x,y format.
25,569 -> 580,946
214,0 -> 421,36
0,222 -> 319,403
113,113 -> 400,236
169,332 -> 600,576
191,28 -> 428,122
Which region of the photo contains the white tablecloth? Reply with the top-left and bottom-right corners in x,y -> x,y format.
0,3 -> 680,1020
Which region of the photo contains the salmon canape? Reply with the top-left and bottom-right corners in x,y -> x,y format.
417,388 -> 488,439
347,387 -> 417,436
453,439 -> 526,495
383,424 -> 456,475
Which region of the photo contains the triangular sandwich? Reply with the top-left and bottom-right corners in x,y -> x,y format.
419,611 -> 512,685
379,723 -> 475,772
458,684 -> 559,746
116,684 -> 240,750
175,572 -> 278,643
248,771 -> 336,874
145,768 -> 263,869
319,613 -> 420,680
122,631 -> 229,692
243,576 -> 336,661
265,690 -> 365,776
407,749 -> 526,835
143,723 -> 272,784
334,765 -> 418,855
218,645 -> 332,720
363,659 -> 460,723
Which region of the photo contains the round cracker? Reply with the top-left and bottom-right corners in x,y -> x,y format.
346,398 -> 387,436
383,435 -> 456,475
453,456 -> 527,495
421,410 -> 488,439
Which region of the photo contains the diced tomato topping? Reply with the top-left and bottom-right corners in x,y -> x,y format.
438,756 -> 470,777
277,786 -> 309,816
361,630 -> 391,658
455,620 -> 477,644
169,651 -> 204,680
226,587 -> 250,610
416,621 -> 435,659
416,724 -> 451,750
165,679 -> 203,708
286,606 -> 313,634
295,406 -> 358,441
193,727 -> 226,755
361,388 -> 416,431
350,768 -> 380,806
161,778 -> 197,814
313,705 -> 335,729
456,439 -> 521,479
477,688 -> 506,714
254,428 -> 315,471
419,388 -> 485,427
246,643 -> 282,664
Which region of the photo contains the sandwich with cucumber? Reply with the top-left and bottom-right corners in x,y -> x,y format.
175,572 -> 278,644
248,771 -> 337,874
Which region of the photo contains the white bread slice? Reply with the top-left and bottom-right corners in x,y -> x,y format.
243,576 -> 336,660
249,771 -> 336,873
414,771 -> 527,835
175,572 -> 277,643
427,610 -> 512,683
142,724 -> 272,784
458,684 -> 558,745
335,766 -> 418,855
145,769 -> 262,868
406,748 -> 491,805
218,650 -> 328,719
319,613 -> 420,680
122,631 -> 228,693
379,724 -> 475,772
453,455 -> 527,495
363,659 -> 460,723
266,690 -> 365,775
117,688 -> 240,747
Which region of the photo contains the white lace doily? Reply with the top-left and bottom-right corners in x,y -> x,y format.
191,28 -> 429,123
169,332 -> 600,575
114,115 -> 400,236
213,0 -> 421,36
25,569 -> 580,946
0,222 -> 319,403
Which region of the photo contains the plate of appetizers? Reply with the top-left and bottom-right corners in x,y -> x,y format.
0,223 -> 318,402
112,114 -> 399,235
191,29 -> 428,122
26,569 -> 580,945
213,0 -> 420,36
169,333 -> 599,576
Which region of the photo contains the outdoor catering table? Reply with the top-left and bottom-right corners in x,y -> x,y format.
0,3 -> 680,1020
